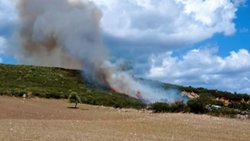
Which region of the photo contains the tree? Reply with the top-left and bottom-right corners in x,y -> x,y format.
68,92 -> 82,108
149,102 -> 171,113
187,94 -> 215,114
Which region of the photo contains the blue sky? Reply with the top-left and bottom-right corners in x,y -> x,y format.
0,0 -> 250,94
197,1 -> 250,56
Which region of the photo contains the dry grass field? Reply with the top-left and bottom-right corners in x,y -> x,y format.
0,96 -> 249,141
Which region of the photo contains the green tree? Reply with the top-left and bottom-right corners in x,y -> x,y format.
149,102 -> 171,113
187,94 -> 215,114
68,92 -> 82,108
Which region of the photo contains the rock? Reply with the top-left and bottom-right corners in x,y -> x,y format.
22,94 -> 27,99
181,91 -> 199,99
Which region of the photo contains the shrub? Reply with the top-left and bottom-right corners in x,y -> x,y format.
209,107 -> 240,118
187,99 -> 207,114
149,101 -> 186,113
68,92 -> 82,108
149,102 -> 171,113
169,101 -> 186,112
187,94 -> 215,114
228,102 -> 250,111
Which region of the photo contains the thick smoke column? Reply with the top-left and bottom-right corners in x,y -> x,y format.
17,0 -> 186,103
18,0 -> 105,69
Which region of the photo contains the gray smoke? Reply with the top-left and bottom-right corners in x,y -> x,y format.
16,0 -> 186,103
17,0 -> 105,69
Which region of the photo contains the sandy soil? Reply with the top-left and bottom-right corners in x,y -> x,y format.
0,96 -> 249,141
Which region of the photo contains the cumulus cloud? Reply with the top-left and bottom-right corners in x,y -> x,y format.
0,0 -> 17,36
92,0 -> 240,48
0,0 -> 17,63
0,0 -> 244,58
0,37 -> 7,63
146,47 -> 250,93
0,0 -> 248,94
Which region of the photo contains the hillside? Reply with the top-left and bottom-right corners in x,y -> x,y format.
0,63 -> 250,118
0,64 -> 146,109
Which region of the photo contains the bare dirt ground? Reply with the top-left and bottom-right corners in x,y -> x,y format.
0,96 -> 249,141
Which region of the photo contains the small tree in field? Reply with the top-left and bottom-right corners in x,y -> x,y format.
68,92 -> 82,108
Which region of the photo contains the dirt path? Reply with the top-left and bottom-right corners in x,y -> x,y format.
0,96 -> 249,141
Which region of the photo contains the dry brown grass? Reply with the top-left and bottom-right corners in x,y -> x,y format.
0,96 -> 249,141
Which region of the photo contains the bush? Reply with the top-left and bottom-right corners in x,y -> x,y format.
149,102 -> 171,113
68,92 -> 82,108
228,102 -> 250,111
209,107 -> 240,118
149,101 -> 186,113
187,99 -> 207,114
187,94 -> 215,114
169,101 -> 186,112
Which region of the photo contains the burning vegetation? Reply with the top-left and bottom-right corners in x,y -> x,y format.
14,0 -> 187,103
1,0 -> 248,119
0,63 -> 249,118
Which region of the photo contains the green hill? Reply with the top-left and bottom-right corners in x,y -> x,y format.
0,63 -> 249,117
0,64 -> 146,109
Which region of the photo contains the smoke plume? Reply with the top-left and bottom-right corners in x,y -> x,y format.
16,0 -> 186,103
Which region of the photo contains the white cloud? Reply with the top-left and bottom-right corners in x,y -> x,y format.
0,0 -> 248,93
0,0 -> 244,53
92,0 -> 240,47
146,48 -> 250,93
0,0 -> 17,63
0,37 -> 6,54
0,37 -> 7,63
0,0 -> 17,26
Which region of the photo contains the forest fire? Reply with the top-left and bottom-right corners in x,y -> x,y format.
15,0 -> 186,103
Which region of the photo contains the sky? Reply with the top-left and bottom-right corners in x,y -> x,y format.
0,0 -> 250,94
